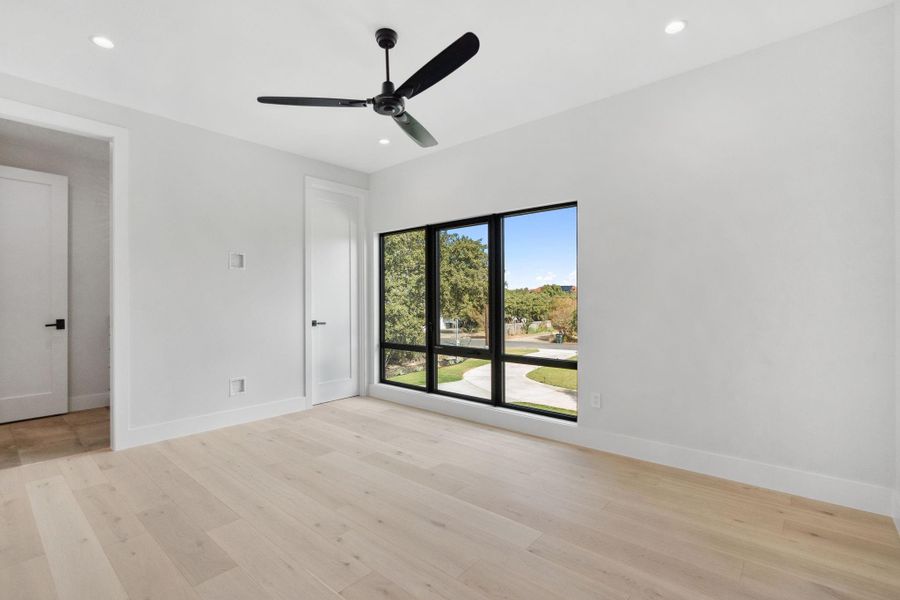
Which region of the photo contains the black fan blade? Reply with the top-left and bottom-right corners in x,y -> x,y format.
393,112 -> 438,147
257,96 -> 368,107
395,32 -> 479,99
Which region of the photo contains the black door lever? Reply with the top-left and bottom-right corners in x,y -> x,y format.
44,319 -> 65,330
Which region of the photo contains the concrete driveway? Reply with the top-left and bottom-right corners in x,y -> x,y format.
439,349 -> 577,410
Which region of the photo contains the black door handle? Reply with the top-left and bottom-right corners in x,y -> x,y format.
312,320 -> 327,327
44,319 -> 65,330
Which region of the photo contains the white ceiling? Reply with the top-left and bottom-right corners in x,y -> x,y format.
0,0 -> 889,173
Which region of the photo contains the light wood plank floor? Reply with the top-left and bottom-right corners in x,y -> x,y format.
0,407 -> 110,469
1,397 -> 898,600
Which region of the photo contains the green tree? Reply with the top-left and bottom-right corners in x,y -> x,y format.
438,232 -> 488,335
549,295 -> 578,341
383,229 -> 490,348
383,230 -> 426,346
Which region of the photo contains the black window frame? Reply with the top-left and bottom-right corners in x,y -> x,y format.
380,202 -> 577,421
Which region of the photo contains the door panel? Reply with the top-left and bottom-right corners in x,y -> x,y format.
308,185 -> 359,404
0,165 -> 68,423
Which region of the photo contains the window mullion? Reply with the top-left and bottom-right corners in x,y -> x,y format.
489,214 -> 504,407
425,224 -> 437,393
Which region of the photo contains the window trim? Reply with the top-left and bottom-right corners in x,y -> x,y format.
380,202 -> 577,421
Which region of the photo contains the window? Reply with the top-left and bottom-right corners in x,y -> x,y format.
381,228 -> 427,388
380,204 -> 577,420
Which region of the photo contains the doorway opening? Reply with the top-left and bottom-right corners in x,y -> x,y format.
0,118 -> 111,466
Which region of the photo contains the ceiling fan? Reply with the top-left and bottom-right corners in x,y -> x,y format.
257,28 -> 479,148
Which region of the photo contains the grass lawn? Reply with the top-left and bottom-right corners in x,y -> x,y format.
387,348 -> 538,387
509,402 -> 577,417
525,355 -> 577,390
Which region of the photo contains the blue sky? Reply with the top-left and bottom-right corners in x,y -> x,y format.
446,206 -> 577,290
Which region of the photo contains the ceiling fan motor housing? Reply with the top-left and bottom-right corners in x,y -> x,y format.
375,28 -> 398,49
373,81 -> 405,116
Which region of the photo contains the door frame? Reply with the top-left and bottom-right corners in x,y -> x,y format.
303,176 -> 368,407
0,97 -> 130,450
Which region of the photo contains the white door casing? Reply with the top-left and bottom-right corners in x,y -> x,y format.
305,178 -> 362,405
0,164 -> 68,423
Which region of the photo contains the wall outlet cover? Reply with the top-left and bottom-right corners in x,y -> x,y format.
228,252 -> 246,269
229,377 -> 246,396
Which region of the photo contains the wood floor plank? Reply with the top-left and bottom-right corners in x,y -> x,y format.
528,533 -> 758,600
0,555 -> 59,600
526,532 -> 694,600
780,519 -> 900,567
194,566 -> 275,600
126,445 -> 239,531
92,451 -> 171,513
186,464 -> 370,591
459,561 -> 572,600
2,397 -> 898,600
339,572 -> 417,600
290,417 -> 439,468
72,482 -> 146,546
318,450 -> 542,549
136,503 -> 236,586
739,561 -> 873,600
0,495 -> 44,570
102,533 -> 200,600
454,479 -> 744,580
208,519 -> 342,599
360,451 -> 469,494
26,475 -> 128,600
333,528 -> 493,600
57,455 -> 107,490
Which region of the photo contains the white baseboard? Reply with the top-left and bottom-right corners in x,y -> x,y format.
893,490 -> 900,535
116,396 -> 308,450
369,383 -> 893,516
70,392 -> 110,412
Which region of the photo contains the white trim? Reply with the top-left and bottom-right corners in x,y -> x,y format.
369,382 -> 894,515
893,490 -> 900,535
303,177 -> 368,405
70,392 -> 110,412
0,97 -> 130,450
119,396 -> 305,449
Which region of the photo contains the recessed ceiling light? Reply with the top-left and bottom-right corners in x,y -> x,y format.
664,20 -> 687,35
90,35 -> 115,49
378,138 -> 391,145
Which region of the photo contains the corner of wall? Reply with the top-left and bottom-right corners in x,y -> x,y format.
894,0 -> 900,535
70,393 -> 110,412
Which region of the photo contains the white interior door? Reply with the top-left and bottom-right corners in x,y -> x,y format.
0,165 -> 69,423
307,181 -> 360,405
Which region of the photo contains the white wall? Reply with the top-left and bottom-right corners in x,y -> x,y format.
0,118 -> 111,411
0,70 -> 367,445
894,0 -> 900,531
369,8 -> 895,514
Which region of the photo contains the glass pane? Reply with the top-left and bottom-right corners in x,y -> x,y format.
384,349 -> 427,388
504,361 -> 577,417
503,207 -> 577,361
383,230 -> 426,345
437,223 -> 490,349
436,354 -> 491,400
